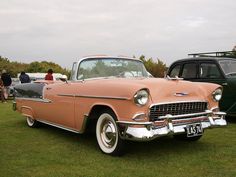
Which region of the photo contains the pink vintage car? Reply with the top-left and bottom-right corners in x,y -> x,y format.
13,56 -> 227,155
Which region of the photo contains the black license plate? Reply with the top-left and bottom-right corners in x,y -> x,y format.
186,123 -> 203,137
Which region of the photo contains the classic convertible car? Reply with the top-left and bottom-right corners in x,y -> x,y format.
13,56 -> 227,155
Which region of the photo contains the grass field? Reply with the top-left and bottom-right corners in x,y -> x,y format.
0,102 -> 236,177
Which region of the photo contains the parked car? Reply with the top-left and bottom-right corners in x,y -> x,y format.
167,52 -> 236,117
13,56 -> 227,155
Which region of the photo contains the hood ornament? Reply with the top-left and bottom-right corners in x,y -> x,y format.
174,92 -> 189,97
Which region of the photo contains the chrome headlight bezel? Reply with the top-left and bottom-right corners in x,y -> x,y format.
134,89 -> 149,106
212,88 -> 223,102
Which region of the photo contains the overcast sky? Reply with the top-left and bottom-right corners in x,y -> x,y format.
0,0 -> 236,68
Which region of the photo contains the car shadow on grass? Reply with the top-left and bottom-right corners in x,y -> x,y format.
29,121 -> 213,157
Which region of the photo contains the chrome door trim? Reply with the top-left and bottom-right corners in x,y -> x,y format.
15,97 -> 52,103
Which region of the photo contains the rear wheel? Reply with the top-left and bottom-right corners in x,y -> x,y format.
96,110 -> 125,156
26,117 -> 39,128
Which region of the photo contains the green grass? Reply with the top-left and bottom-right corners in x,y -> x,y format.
0,102 -> 236,177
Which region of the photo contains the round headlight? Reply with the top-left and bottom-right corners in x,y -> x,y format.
134,90 -> 149,106
212,88 -> 222,102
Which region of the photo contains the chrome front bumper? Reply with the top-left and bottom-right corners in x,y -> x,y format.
117,111 -> 227,141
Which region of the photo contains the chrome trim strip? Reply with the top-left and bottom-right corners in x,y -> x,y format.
132,113 -> 146,121
57,93 -> 128,100
76,95 -> 128,100
158,110 -> 212,119
149,100 -> 207,108
57,94 -> 75,97
117,121 -> 152,126
15,97 -> 52,103
37,119 -> 81,134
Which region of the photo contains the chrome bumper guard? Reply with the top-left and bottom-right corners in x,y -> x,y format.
117,110 -> 227,141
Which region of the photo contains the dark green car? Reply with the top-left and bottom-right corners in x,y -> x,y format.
167,54 -> 236,116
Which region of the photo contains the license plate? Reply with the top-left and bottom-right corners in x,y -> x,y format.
186,123 -> 203,137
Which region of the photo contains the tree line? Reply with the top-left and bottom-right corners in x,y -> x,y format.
0,57 -> 70,78
0,56 -> 168,78
1,47 -> 236,78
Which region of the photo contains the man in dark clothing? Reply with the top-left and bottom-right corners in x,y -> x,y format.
0,77 -> 5,103
19,72 -> 31,83
1,70 -> 12,101
1,70 -> 12,87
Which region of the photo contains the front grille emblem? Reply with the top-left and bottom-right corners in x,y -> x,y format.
174,92 -> 189,97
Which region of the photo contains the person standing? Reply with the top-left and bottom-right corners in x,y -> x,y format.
0,76 -> 5,103
1,70 -> 12,101
45,69 -> 54,80
19,71 -> 31,83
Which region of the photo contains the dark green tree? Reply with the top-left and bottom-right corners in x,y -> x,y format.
139,55 -> 167,77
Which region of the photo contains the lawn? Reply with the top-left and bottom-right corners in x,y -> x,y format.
0,102 -> 236,177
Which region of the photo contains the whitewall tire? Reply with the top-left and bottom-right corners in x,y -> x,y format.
26,117 -> 39,128
96,111 -> 124,156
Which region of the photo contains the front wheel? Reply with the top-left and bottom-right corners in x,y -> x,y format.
96,111 -> 125,156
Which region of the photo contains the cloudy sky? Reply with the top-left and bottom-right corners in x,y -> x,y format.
0,0 -> 236,68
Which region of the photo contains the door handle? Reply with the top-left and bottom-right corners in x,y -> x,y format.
46,87 -> 52,90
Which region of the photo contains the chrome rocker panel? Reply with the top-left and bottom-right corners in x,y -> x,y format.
117,110 -> 227,141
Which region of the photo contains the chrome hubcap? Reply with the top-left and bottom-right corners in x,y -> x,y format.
27,117 -> 34,126
101,120 -> 117,148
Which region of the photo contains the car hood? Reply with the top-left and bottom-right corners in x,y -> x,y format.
77,77 -> 220,104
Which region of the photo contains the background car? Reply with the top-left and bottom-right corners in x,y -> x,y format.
167,51 -> 236,117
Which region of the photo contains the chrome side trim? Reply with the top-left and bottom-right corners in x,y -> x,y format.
117,121 -> 152,126
75,95 -> 128,100
57,94 -> 75,97
37,119 -> 81,134
57,93 -> 129,100
15,97 -> 52,103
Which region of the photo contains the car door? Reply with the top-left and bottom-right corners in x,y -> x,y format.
38,82 -> 77,129
195,61 -> 231,111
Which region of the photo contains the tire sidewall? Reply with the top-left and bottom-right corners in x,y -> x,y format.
26,117 -> 38,128
96,111 -> 124,155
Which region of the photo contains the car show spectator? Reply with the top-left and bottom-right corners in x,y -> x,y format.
0,77 -> 5,103
45,69 -> 54,80
19,71 -> 31,83
1,69 -> 12,101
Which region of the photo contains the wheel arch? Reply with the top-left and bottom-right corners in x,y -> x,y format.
84,104 -> 118,133
20,106 -> 35,119
88,104 -> 118,120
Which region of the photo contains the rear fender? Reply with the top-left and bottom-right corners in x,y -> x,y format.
21,106 -> 34,119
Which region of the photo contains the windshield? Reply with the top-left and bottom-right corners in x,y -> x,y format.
77,58 -> 148,80
219,59 -> 236,77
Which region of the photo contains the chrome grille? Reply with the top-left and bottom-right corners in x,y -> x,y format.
149,101 -> 208,121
